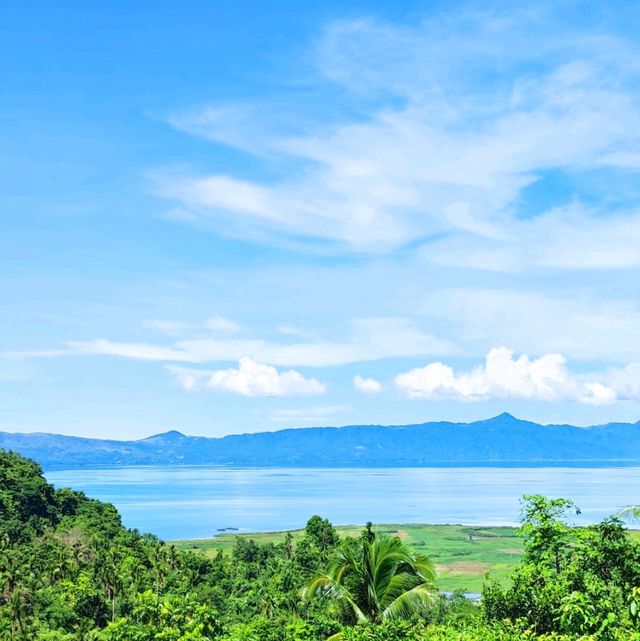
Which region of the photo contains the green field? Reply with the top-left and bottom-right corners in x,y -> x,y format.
173,524 -> 640,592
173,523 -> 524,592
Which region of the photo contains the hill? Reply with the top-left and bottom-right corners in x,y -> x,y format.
2,413 -> 640,469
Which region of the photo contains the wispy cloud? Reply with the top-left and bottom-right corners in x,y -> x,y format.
394,347 -> 629,405
422,204 -> 640,271
157,7 -> 640,260
66,339 -> 195,363
56,317 -> 454,368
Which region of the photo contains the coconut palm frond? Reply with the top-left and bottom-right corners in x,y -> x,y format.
371,551 -> 404,597
413,553 -> 437,584
381,583 -> 437,621
304,532 -> 438,624
619,505 -> 640,521
302,574 -> 368,623
383,571 -> 422,604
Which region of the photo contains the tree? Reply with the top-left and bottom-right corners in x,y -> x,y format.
483,497 -> 640,638
304,516 -> 339,554
303,533 -> 436,628
518,495 -> 579,573
97,590 -> 220,641
619,505 -> 640,521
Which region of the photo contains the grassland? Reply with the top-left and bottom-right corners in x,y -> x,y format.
173,524 -> 524,592
174,524 -> 640,593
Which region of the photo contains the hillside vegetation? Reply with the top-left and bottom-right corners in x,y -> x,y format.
175,524 -> 524,592
3,448 -> 640,640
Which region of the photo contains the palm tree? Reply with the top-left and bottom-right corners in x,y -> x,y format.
302,533 -> 436,626
619,505 -> 640,521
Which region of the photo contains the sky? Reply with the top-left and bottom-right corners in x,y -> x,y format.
2,0 -> 640,439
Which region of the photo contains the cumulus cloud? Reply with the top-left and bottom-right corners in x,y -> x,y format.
172,358 -> 325,397
607,363 -> 640,400
394,347 -> 619,405
353,375 -> 382,394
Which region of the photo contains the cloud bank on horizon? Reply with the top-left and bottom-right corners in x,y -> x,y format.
2,1 -> 640,438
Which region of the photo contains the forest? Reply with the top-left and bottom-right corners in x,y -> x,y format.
2,449 -> 640,641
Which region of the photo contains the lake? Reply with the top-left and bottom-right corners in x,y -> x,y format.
45,465 -> 640,540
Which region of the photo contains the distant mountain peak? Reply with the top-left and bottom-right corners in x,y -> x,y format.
483,412 -> 522,424
143,430 -> 187,441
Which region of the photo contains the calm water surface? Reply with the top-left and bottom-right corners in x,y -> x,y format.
45,466 -> 640,540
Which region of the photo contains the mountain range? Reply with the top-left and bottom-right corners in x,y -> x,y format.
2,413 -> 640,469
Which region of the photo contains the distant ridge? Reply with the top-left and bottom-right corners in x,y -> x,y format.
143,430 -> 188,442
1,414 -> 640,469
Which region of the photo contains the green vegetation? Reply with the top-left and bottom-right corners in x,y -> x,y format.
620,505 -> 640,521
175,524 -> 522,592
303,525 -> 437,624
4,448 -> 640,640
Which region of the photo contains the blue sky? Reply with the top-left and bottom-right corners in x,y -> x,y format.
2,0 -> 640,439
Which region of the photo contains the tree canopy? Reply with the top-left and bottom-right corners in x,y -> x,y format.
3,450 -> 640,640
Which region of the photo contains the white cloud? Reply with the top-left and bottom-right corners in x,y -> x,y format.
353,375 -> 382,394
607,363 -> 640,400
158,9 -> 640,260
170,366 -> 202,391
173,357 -> 325,397
422,204 -> 640,271
66,339 -> 196,362
58,317 -> 453,368
394,347 -> 619,405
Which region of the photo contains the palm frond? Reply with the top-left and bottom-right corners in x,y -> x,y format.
371,553 -> 401,601
301,574 -> 332,599
304,532 -> 438,624
619,505 -> 640,521
383,571 -> 422,606
302,574 -> 368,623
413,553 -> 437,584
381,583 -> 437,621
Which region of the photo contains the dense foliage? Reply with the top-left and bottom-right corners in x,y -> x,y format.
3,449 -> 640,640
304,529 -> 437,623
483,495 -> 640,640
